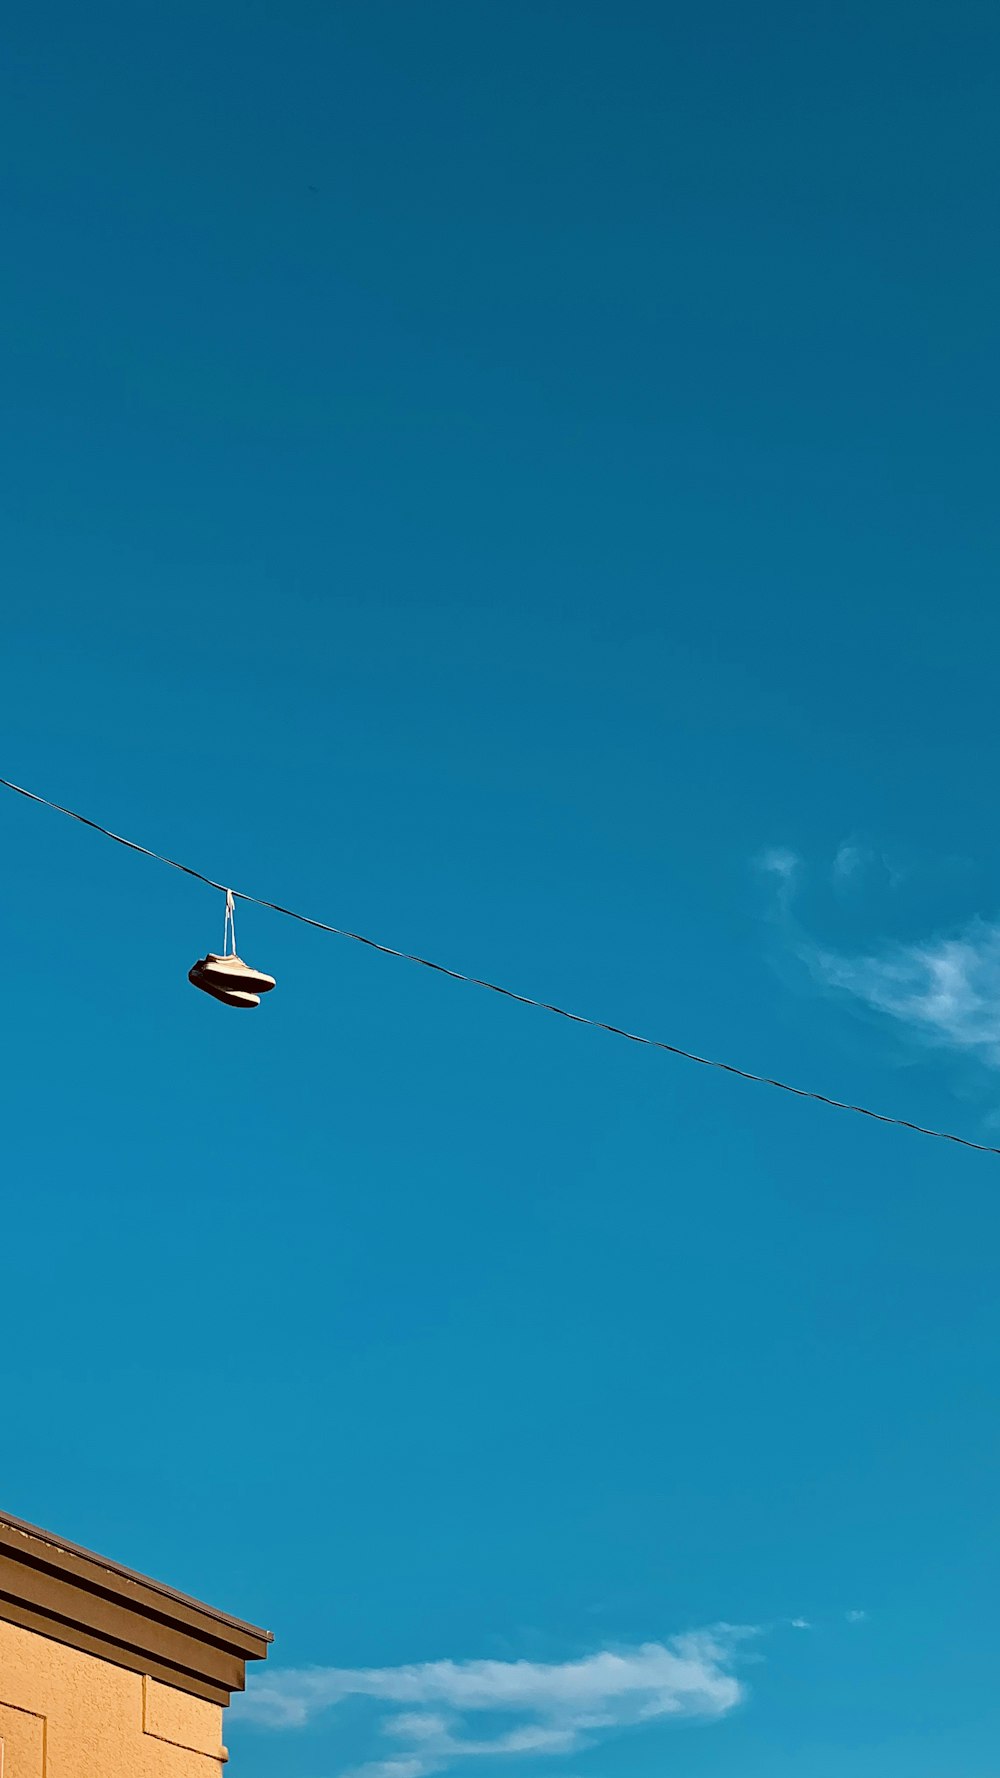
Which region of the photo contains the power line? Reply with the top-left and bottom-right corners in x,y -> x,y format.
2,772 -> 996,1159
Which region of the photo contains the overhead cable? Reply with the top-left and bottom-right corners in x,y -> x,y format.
1,774 -> 995,1159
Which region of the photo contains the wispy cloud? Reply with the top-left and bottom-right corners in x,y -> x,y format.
236,1630 -> 755,1776
757,848 -> 801,911
758,847 -> 800,883
350,1762 -> 431,1778
833,841 -> 867,883
813,918 -> 1000,1066
845,1610 -> 867,1624
789,1618 -> 811,1630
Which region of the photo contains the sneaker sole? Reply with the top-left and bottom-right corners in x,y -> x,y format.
192,960 -> 276,994
188,972 -> 261,1008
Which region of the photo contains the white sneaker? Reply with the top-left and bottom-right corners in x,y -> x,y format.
189,953 -> 276,997
188,965 -> 261,1009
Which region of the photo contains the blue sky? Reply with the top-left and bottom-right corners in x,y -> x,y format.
2,2 -> 1000,1773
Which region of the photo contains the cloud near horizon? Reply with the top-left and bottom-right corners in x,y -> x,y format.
235,1629 -> 755,1777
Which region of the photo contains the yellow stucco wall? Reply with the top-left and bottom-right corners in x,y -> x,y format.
0,1618 -> 230,1776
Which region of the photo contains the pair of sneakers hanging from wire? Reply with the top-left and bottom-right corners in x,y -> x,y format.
189,889 -> 276,1008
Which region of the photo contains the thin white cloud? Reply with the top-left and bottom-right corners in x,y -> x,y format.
833,842 -> 867,883
758,847 -> 800,883
813,918 -> 1000,1066
349,1763 -> 431,1778
845,1610 -> 867,1624
236,1629 -> 755,1776
757,848 -> 801,912
789,1618 -> 811,1630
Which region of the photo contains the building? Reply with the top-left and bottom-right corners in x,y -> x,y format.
0,1508 -> 271,1775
